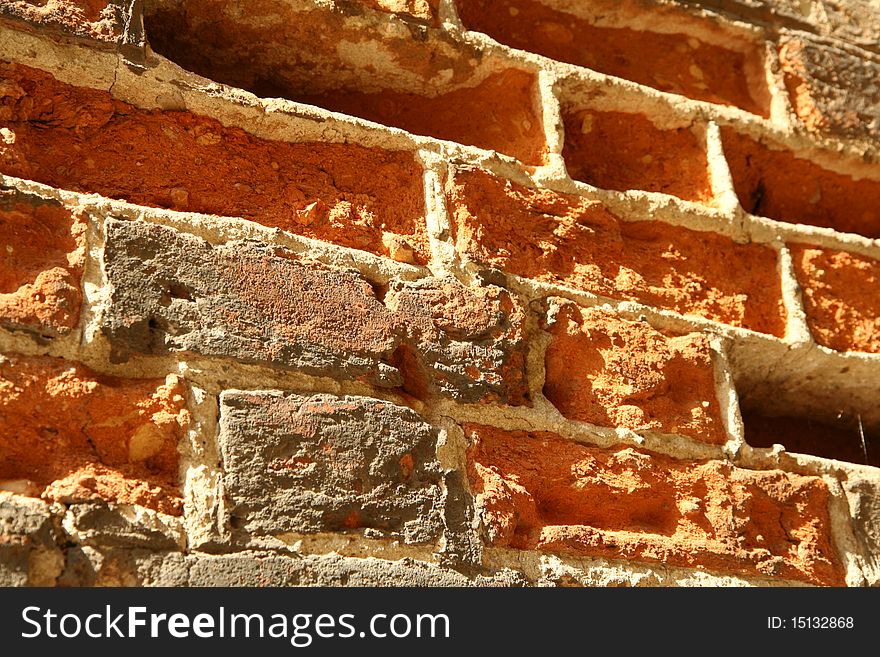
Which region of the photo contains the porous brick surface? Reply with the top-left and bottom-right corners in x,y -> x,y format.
466,425 -> 844,586
0,0 -> 879,587
543,301 -> 725,443
0,189 -> 85,336
218,392 -> 444,545
446,167 -> 786,334
0,354 -> 189,515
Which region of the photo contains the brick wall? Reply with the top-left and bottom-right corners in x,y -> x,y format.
1,0 -> 879,587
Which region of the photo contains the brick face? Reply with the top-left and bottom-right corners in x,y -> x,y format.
790,244 -> 880,354
218,392 -> 444,545
0,62 -> 429,264
143,0 -> 546,164
446,167 -> 786,335
467,425 -> 844,586
778,34 -> 880,142
0,190 -> 85,335
0,354 -> 189,515
721,127 -> 880,239
456,0 -> 769,115
543,301 -> 726,444
102,219 -> 528,403
0,0 -> 878,588
561,109 -> 713,202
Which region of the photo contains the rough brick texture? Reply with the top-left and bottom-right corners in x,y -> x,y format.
0,0 -> 128,42
456,0 -> 769,115
790,244 -> 880,353
779,34 -> 880,142
467,425 -> 844,586
143,0 -> 546,164
722,127 -> 880,238
561,109 -> 713,202
0,189 -> 85,336
1,0 -> 879,588
219,392 -> 443,545
0,354 -> 189,515
446,167 -> 786,335
0,62 -> 429,264
102,219 -> 528,404
543,301 -> 725,443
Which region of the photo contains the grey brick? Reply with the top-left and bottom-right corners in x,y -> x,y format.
218,392 -> 444,545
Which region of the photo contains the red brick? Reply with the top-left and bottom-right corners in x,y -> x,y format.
0,191 -> 85,335
0,354 -> 189,515
0,62 -> 429,264
543,302 -> 726,444
790,244 -> 880,353
446,167 -> 786,335
467,424 -> 844,585
722,127 -> 880,239
562,108 -> 713,202
293,69 -> 547,166
456,0 -> 769,115
143,1 -> 546,164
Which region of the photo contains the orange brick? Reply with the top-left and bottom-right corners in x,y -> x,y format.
0,62 -> 429,264
0,191 -> 85,336
790,244 -> 880,353
456,0 -> 769,115
446,167 -> 786,335
722,128 -> 880,239
543,302 -> 726,444
562,109 -> 713,203
293,69 -> 547,166
467,424 -> 844,586
0,354 -> 189,515
143,1 -> 546,164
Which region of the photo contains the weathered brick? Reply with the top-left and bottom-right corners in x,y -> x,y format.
842,475 -> 880,585
63,502 -> 183,550
58,547 -> 188,587
0,189 -> 86,336
103,219 -> 529,404
218,392 -> 444,545
0,62 -> 429,263
102,219 -> 404,383
144,1 -> 547,164
0,492 -> 63,586
293,69 -> 547,165
790,244 -> 880,354
779,33 -> 880,143
456,0 -> 769,115
384,277 -> 529,404
446,167 -> 786,335
722,128 -> 880,238
690,0 -> 880,56
562,108 -> 713,202
466,425 -> 844,586
543,301 -> 726,444
0,354 -> 189,515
